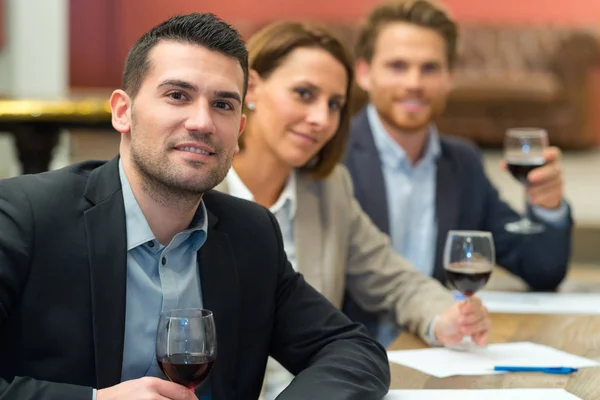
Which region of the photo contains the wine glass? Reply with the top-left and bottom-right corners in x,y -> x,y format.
504,128 -> 548,234
444,230 -> 495,350
156,308 -> 217,391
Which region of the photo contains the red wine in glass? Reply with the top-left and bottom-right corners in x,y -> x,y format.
445,262 -> 493,297
156,309 -> 217,391
504,128 -> 548,234
157,353 -> 215,390
506,158 -> 546,184
443,230 -> 495,350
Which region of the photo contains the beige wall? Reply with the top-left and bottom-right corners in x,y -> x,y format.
0,0 -> 69,177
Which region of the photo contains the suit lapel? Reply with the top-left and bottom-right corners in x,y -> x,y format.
294,174 -> 324,293
347,110 -> 390,234
215,175 -> 325,293
198,208 -> 240,399
83,157 -> 128,388
84,162 -> 241,394
433,145 -> 461,283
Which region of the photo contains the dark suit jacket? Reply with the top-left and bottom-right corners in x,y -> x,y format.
342,109 -> 573,336
0,157 -> 390,400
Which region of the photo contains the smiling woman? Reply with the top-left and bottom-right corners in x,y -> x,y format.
235,22 -> 353,182
214,22 -> 357,399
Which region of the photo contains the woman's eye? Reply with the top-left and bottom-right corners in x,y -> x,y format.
295,88 -> 313,101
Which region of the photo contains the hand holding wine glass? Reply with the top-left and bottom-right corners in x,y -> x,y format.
434,295 -> 490,347
523,146 -> 563,210
503,128 -> 555,234
96,377 -> 198,400
441,230 -> 494,350
156,309 -> 217,392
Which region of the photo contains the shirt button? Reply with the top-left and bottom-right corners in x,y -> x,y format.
148,241 -> 154,248
161,257 -> 167,266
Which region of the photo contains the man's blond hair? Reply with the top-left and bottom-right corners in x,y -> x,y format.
355,0 -> 458,68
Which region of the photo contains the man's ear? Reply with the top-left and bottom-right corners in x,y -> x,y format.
355,58 -> 372,93
235,114 -> 246,154
110,89 -> 133,134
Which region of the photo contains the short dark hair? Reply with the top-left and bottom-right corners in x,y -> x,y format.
356,0 -> 458,68
122,13 -> 249,99
244,22 -> 355,179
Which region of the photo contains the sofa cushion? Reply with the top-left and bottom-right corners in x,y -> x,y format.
451,71 -> 562,102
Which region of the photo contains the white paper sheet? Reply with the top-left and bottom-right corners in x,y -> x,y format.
387,342 -> 599,378
478,291 -> 600,314
384,389 -> 582,399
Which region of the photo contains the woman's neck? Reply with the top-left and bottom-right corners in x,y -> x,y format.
232,142 -> 293,209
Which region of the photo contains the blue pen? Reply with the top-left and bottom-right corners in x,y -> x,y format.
493,366 -> 578,374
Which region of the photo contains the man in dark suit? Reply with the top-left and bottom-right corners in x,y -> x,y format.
343,0 -> 573,345
0,13 -> 390,400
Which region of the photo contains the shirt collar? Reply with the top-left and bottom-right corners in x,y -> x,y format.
366,103 -> 441,170
119,159 -> 208,251
226,167 -> 297,218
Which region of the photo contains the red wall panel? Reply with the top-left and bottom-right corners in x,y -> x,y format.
69,1 -> 600,142
69,0 -> 120,87
71,0 -> 600,89
0,0 -> 4,49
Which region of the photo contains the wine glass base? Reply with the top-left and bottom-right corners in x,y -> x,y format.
446,336 -> 486,352
446,336 -> 472,352
505,219 -> 545,235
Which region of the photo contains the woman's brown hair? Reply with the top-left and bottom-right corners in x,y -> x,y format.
242,21 -> 355,179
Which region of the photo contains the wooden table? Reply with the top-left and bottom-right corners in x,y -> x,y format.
485,263 -> 600,294
388,265 -> 600,399
0,94 -> 112,174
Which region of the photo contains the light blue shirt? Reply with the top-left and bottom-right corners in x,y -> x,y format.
366,104 -> 569,346
225,168 -> 297,270
367,105 -> 440,346
368,104 -> 440,278
92,160 -> 209,399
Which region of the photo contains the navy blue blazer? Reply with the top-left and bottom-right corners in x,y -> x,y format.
341,108 -> 573,335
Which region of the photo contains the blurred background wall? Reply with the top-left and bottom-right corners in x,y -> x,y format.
68,0 -> 600,88
67,0 -> 600,149
0,0 -> 3,47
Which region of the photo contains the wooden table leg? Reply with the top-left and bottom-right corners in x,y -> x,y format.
11,125 -> 60,174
